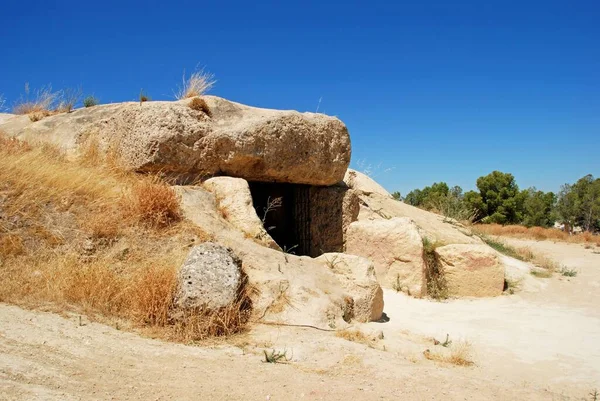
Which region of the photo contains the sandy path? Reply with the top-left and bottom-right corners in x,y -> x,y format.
370,238 -> 600,395
1,238 -> 598,400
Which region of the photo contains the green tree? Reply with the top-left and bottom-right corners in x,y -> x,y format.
404,182 -> 449,208
404,188 -> 423,206
559,175 -> 600,232
522,188 -> 556,227
556,184 -> 579,233
468,171 -> 525,224
391,191 -> 402,201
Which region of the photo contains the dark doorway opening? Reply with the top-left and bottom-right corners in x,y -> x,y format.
248,182 -> 311,256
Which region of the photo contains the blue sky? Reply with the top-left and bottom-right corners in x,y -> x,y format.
1,1 -> 598,195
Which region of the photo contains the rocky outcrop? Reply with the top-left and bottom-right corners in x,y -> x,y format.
202,177 -> 279,250
0,97 -> 351,186
343,169 -> 392,198
435,244 -> 504,297
345,217 -> 426,296
175,243 -> 243,310
316,253 -> 384,322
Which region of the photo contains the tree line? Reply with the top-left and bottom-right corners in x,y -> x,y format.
394,171 -> 600,233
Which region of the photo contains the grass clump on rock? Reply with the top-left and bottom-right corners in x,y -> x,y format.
188,97 -> 212,117
176,67 -> 216,99
423,238 -> 448,300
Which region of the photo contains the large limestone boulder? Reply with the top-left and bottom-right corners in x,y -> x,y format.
435,244 -> 504,297
202,177 -> 279,250
345,217 -> 426,296
343,168 -> 392,198
0,97 -> 351,186
175,243 -> 243,310
316,253 -> 384,322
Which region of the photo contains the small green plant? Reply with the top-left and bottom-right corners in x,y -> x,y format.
530,269 -> 552,278
559,266 -> 578,277
83,95 -> 99,108
589,389 -> 599,401
263,349 -> 291,363
423,238 -> 448,300
480,235 -> 526,261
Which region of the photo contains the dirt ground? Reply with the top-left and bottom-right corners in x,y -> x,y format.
1,238 -> 599,400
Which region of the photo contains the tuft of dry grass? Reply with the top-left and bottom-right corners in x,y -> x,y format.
122,178 -> 182,228
423,341 -> 474,367
176,67 -> 216,99
423,238 -> 448,300
472,224 -> 600,246
0,132 -> 247,343
139,89 -> 150,103
12,83 -> 75,121
335,329 -> 380,348
188,97 -> 212,117
13,84 -> 60,115
171,283 -> 254,342
55,87 -> 82,113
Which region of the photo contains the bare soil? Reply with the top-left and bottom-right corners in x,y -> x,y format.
1,238 -> 599,400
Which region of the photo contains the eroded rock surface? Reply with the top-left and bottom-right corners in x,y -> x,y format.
176,243 -> 243,310
345,217 -> 426,296
435,244 -> 505,297
316,253 -> 384,322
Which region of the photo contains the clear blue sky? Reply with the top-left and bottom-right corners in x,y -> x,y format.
1,1 -> 598,195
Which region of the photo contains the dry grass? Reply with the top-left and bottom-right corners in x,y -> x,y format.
176,67 -> 216,99
188,97 -> 212,117
0,132 -> 249,343
335,329 -> 379,348
423,238 -> 448,300
171,283 -> 254,342
472,224 -> 600,246
139,89 -> 150,103
122,178 -> 182,228
423,341 -> 474,367
55,87 -> 82,113
12,84 -> 69,121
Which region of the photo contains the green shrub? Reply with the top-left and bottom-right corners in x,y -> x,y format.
83,96 -> 99,108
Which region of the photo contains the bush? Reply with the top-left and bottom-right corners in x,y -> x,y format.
83,95 -> 99,108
